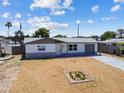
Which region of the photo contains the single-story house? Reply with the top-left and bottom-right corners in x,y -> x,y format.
24,38 -> 98,59
102,38 -> 124,45
0,38 -> 21,55
0,38 -> 11,55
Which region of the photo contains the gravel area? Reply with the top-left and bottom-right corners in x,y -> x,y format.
0,55 -> 21,93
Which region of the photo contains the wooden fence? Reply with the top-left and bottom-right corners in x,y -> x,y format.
101,45 -> 124,54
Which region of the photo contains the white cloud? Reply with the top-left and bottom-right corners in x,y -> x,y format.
50,10 -> 65,16
1,12 -> 10,18
27,16 -> 50,24
15,13 -> 22,18
76,20 -> 81,24
12,20 -> 24,27
27,13 -> 31,17
101,17 -> 117,21
87,19 -> 95,24
27,16 -> 69,30
114,0 -> 124,3
30,0 -> 60,10
91,5 -> 99,13
63,0 -> 72,8
30,0 -> 73,10
12,20 -> 20,27
2,0 -> 9,6
30,0 -> 73,16
111,4 -> 121,12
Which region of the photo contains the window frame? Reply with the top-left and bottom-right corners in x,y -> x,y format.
68,44 -> 77,51
37,45 -> 46,51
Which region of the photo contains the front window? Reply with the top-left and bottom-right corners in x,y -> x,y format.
68,44 -> 77,51
38,45 -> 46,51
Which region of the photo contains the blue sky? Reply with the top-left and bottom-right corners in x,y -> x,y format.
0,0 -> 124,37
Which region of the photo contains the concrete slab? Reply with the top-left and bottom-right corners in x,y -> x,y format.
92,56 -> 124,71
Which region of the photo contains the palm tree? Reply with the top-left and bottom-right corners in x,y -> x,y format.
117,29 -> 124,38
5,21 -> 12,37
15,30 -> 25,59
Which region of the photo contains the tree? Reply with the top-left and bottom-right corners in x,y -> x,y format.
117,29 -> 124,38
15,30 -> 25,59
33,28 -> 49,37
0,35 -> 5,38
100,31 -> 116,40
53,34 -> 67,38
24,34 -> 30,37
5,21 -> 12,37
90,35 -> 100,40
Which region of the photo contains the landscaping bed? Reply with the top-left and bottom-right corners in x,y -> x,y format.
65,71 -> 94,84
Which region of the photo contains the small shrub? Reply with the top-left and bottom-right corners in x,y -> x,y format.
69,71 -> 86,81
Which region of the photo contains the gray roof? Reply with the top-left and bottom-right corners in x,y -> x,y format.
103,38 -> 124,43
24,38 -> 43,43
24,37 -> 97,43
53,38 -> 97,43
0,38 -> 10,43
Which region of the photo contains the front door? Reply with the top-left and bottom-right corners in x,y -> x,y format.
56,44 -> 62,55
61,43 -> 67,54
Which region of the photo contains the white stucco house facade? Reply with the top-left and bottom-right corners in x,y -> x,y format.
0,38 -> 12,55
0,38 -> 21,55
24,38 -> 98,59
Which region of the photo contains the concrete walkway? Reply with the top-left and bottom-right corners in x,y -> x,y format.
92,56 -> 124,71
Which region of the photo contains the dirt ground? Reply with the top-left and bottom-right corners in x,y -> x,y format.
10,57 -> 124,93
0,55 -> 21,93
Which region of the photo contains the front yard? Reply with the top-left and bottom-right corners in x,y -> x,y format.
9,56 -> 124,93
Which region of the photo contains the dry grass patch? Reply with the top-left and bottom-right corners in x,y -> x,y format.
10,57 -> 124,93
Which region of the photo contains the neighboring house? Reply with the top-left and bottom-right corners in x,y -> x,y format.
103,38 -> 124,45
0,38 -> 11,55
0,38 -> 21,55
24,38 -> 98,59
101,38 -> 124,54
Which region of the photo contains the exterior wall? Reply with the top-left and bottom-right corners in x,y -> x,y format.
56,43 -> 61,55
25,44 -> 56,59
5,44 -> 12,54
67,43 -> 85,53
25,52 -> 56,59
0,41 -> 12,54
95,43 -> 98,52
25,44 -> 56,53
25,42 -> 98,59
0,41 -> 6,48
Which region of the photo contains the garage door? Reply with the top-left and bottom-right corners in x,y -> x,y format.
85,44 -> 95,55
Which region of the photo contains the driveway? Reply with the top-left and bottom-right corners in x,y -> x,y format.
92,56 -> 124,71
